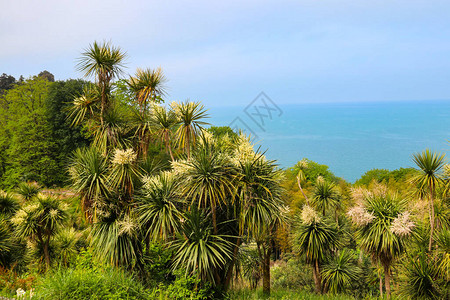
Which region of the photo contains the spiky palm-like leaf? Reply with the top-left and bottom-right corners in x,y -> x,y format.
67,84 -> 100,126
400,254 -> 440,299
177,137 -> 236,233
321,249 -> 361,294
312,179 -> 340,217
11,194 -> 67,268
135,172 -> 182,242
293,218 -> 338,264
435,228 -> 450,282
91,104 -> 131,155
170,209 -> 233,283
238,153 -> 284,239
128,67 -> 167,113
77,41 -> 126,81
90,213 -> 142,268
16,181 -> 41,202
172,101 -> 209,158
358,194 -> 407,267
0,190 -> 19,216
55,227 -> 80,266
69,147 -> 110,222
151,104 -> 178,160
109,148 -> 142,197
412,149 -> 446,251
355,193 -> 411,299
77,41 -> 127,125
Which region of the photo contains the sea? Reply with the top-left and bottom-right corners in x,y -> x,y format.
208,100 -> 450,183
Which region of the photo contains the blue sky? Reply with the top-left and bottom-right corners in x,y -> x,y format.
1,0 -> 450,106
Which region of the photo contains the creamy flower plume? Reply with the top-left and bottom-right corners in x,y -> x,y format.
316,176 -> 324,184
301,204 -> 320,225
231,134 -> 258,165
390,212 -> 415,237
112,148 -> 137,165
49,209 -> 58,218
297,159 -> 308,170
171,160 -> 190,175
10,210 -> 27,225
117,215 -> 136,236
350,187 -> 370,203
347,206 -> 375,226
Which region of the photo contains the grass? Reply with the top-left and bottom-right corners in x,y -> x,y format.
229,288 -> 380,300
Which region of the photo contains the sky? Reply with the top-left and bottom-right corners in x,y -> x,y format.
1,0 -> 450,107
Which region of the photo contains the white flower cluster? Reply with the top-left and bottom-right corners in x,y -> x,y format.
390,212 -> 415,237
49,208 -> 59,218
10,209 -> 27,226
297,159 -> 308,170
231,134 -> 257,165
316,176 -> 325,184
118,215 -> 136,236
171,160 -> 190,176
301,204 -> 320,225
347,206 -> 375,226
350,187 -> 369,203
112,148 -> 137,165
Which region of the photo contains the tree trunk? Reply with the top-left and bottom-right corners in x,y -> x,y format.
312,260 -> 322,294
224,238 -> 241,289
428,183 -> 435,252
165,131 -> 174,160
262,246 -> 271,296
379,274 -> 383,298
212,203 -> 217,235
297,176 -> 308,203
384,265 -> 391,300
42,234 -> 51,270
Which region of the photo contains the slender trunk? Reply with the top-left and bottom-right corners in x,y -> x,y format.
428,182 -> 435,252
100,81 -> 106,128
384,265 -> 391,300
262,246 -> 271,296
312,260 -> 322,294
212,203 -> 217,235
186,127 -> 191,159
224,238 -> 241,289
165,131 -> 174,161
379,273 -> 383,298
39,232 -> 51,270
297,176 -> 308,203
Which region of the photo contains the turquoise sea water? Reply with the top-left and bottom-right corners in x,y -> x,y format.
209,100 -> 450,183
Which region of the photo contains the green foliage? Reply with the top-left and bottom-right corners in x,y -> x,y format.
0,77 -> 59,187
136,172 -> 182,242
45,79 -> 91,184
35,267 -> 151,300
293,218 -> 338,264
312,179 -> 340,216
208,126 -> 238,139
171,209 -> 233,282
152,271 -> 215,300
141,242 -> 174,285
271,257 -> 314,291
355,168 -> 416,186
288,159 -> 341,184
321,249 -> 361,295
400,254 -> 441,299
15,181 -> 41,202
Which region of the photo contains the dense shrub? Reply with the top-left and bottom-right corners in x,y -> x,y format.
35,267 -> 151,300
271,257 -> 314,292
